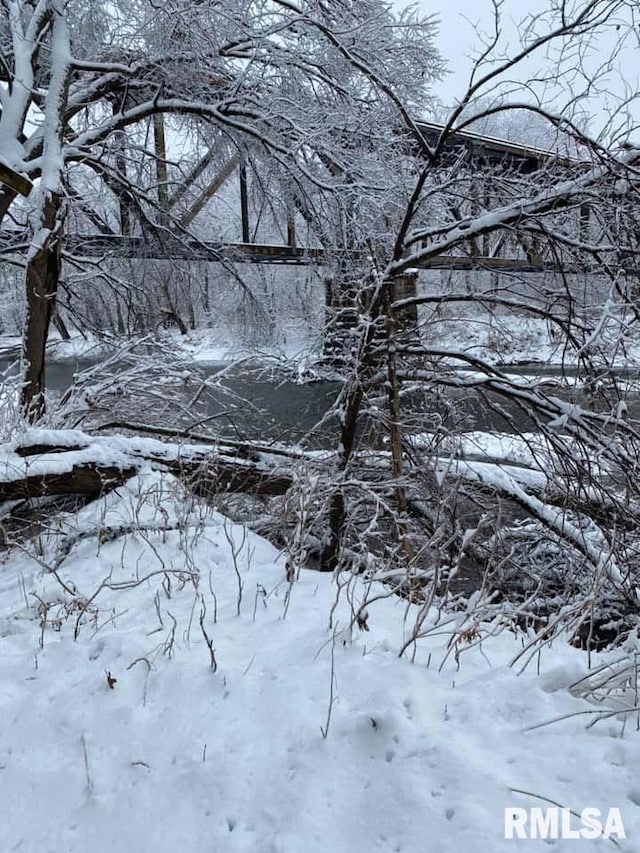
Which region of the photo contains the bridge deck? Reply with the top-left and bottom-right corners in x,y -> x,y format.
57,235 -> 552,272
415,121 -> 584,169
0,232 -> 592,273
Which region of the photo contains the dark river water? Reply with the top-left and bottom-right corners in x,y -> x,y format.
3,350 -> 638,592
1,351 -> 638,447
0,352 -> 343,443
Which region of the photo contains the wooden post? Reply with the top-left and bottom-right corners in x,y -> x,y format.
153,113 -> 169,224
239,162 -> 250,243
287,215 -> 296,248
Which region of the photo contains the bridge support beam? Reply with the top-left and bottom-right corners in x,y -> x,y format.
322,271 -> 419,361
322,276 -> 360,361
389,270 -> 419,340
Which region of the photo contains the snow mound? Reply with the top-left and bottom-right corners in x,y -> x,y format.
0,471 -> 638,851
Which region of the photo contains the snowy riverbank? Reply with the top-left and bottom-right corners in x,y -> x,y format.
5,296 -> 640,375
1,468 -> 638,852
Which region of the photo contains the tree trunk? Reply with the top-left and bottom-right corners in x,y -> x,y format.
153,113 -> 169,225
160,282 -> 188,334
321,381 -> 363,571
385,286 -> 413,561
320,275 -> 407,571
0,431 -> 295,503
21,193 -> 64,421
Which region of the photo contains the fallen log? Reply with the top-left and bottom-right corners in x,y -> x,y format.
0,428 -> 295,504
92,419 -> 309,460
0,463 -> 139,502
440,456 -> 640,534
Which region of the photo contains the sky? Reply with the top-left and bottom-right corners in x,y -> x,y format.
411,0 -> 488,101
397,0 -> 640,143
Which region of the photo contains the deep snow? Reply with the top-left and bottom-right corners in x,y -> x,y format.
1,468 -> 639,852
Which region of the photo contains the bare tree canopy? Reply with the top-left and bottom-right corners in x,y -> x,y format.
1,0 -> 640,653
0,0 -> 443,415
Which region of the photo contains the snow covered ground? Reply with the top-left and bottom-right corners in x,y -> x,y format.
0,332 -> 107,362
1,468 -> 639,852
5,291 -> 640,372
152,310 -> 640,370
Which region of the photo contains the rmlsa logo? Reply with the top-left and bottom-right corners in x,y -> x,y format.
504,807 -> 626,840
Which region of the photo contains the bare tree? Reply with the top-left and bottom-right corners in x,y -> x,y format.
307,1 -> 640,651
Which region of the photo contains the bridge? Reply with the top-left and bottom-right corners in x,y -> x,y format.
0,120 -> 589,271
0,118 -> 610,359
47,237 -> 572,273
